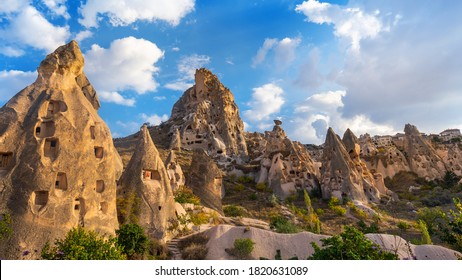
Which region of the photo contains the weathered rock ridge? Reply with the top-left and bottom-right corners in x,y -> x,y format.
0,41 -> 122,259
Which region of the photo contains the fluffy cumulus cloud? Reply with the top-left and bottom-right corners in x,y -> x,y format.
140,113 -> 168,126
0,5 -> 70,56
84,37 -> 164,105
243,83 -> 285,126
0,70 -> 37,101
290,90 -> 395,144
165,54 -> 210,91
74,30 -> 93,43
295,0 -> 384,51
42,0 -> 70,19
252,37 -> 301,68
79,0 -> 195,28
98,91 -> 135,107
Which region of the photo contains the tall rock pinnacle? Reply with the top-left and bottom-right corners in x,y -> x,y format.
0,41 -> 122,259
168,68 -> 248,158
117,125 -> 177,240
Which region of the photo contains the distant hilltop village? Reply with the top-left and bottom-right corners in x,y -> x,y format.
1,41 -> 461,260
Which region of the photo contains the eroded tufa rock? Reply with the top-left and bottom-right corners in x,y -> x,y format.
0,41 -> 122,259
117,125 -> 177,240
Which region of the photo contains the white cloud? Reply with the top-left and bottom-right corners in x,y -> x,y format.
0,0 -> 28,14
243,83 -> 285,122
252,37 -> 301,68
0,46 -> 25,57
291,90 -> 395,144
295,0 -> 383,51
79,0 -> 195,28
153,96 -> 166,101
0,70 -> 37,101
98,91 -> 135,107
42,0 -> 70,19
140,113 -> 168,126
172,47 -> 180,52
85,37 -> 164,97
74,30 -> 93,42
165,54 -> 211,91
0,6 -> 70,56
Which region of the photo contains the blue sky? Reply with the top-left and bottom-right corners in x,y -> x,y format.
1,0 -> 462,144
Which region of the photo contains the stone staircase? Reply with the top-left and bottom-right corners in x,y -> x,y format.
166,224 -> 213,260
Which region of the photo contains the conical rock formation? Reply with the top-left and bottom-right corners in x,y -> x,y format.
320,128 -> 387,203
0,41 -> 122,259
117,125 -> 176,240
168,68 -> 248,159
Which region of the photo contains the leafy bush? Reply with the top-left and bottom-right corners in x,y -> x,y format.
231,238 -> 255,259
41,227 -> 125,260
190,211 -> 209,225
328,197 -> 340,208
174,186 -> 201,205
417,207 -> 446,235
249,193 -> 258,200
237,176 -> 254,184
255,182 -> 268,192
309,226 -> 398,260
0,213 -> 12,240
223,205 -> 247,217
234,184 -> 245,191
397,221 -> 410,232
357,220 -> 380,233
117,191 -> 141,224
270,216 -> 300,233
116,223 -> 148,259
331,205 -> 347,216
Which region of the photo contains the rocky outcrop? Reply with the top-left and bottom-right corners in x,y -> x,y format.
117,125 -> 176,240
187,150 -> 224,214
249,121 -> 319,198
403,124 -> 446,180
0,41 -> 122,259
168,68 -> 248,158
320,128 -> 389,203
165,150 -> 185,192
169,128 -> 181,150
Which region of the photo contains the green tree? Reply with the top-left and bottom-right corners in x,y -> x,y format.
41,227 -> 125,260
116,223 -> 148,259
418,220 -> 432,245
232,238 -> 255,259
309,226 -> 398,260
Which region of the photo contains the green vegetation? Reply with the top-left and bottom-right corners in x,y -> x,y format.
0,213 -> 12,240
117,191 -> 141,224
189,211 -> 209,225
230,238 -> 255,259
174,186 -> 201,205
397,221 -> 410,232
418,220 -> 432,245
304,190 -> 321,233
234,184 -> 245,191
255,182 -> 270,192
357,220 -> 380,234
270,215 -> 300,233
41,227 -> 125,260
223,204 -> 247,217
115,223 -> 148,259
249,193 -> 258,200
237,176 -> 254,184
309,226 -> 398,260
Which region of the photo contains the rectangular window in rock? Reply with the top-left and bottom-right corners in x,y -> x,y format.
143,169 -> 161,180
96,180 -> 105,193
34,191 -> 48,206
94,146 -> 103,158
0,152 -> 13,169
55,172 -> 67,191
44,139 -> 58,158
90,126 -> 96,140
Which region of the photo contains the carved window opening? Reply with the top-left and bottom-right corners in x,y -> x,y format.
44,138 -> 59,158
0,152 -> 13,169
158,206 -> 162,211
74,198 -> 80,210
100,202 -> 108,214
94,147 -> 104,158
55,172 -> 67,191
143,169 -> 161,180
35,127 -> 41,136
34,191 -> 48,206
90,126 -> 96,139
96,180 -> 105,193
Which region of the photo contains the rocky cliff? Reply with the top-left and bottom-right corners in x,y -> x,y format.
117,125 -> 176,240
0,41 -> 123,259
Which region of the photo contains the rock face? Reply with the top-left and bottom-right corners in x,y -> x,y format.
165,150 -> 185,192
0,41 -> 123,259
168,68 -> 248,158
320,128 -> 389,203
249,121 -> 319,198
403,124 -> 447,180
117,125 -> 176,240
187,149 -> 224,214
